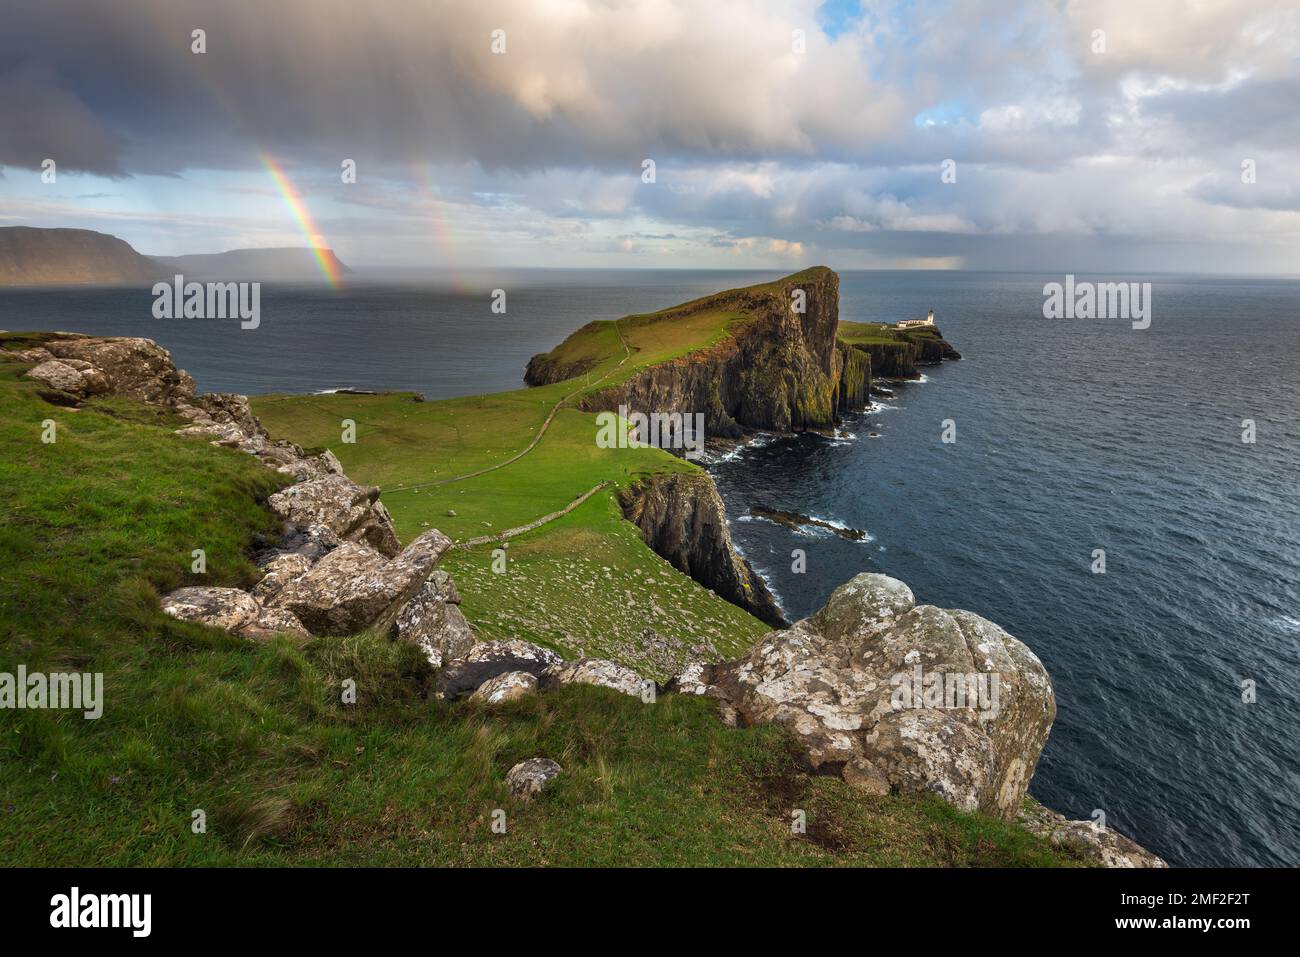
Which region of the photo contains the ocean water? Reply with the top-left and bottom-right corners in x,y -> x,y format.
3,269 -> 1297,867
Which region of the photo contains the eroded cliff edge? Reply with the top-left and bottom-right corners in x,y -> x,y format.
617,472 -> 785,628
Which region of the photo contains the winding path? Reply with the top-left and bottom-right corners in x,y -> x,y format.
385,322 -> 632,495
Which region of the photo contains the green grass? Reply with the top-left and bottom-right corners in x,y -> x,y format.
0,300 -> 1069,867
0,346 -> 1080,866
251,385 -> 769,676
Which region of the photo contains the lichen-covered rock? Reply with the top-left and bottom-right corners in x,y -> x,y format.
234,606 -> 311,642
42,335 -> 195,405
505,758 -> 562,801
251,553 -> 314,603
269,528 -> 452,636
393,575 -> 476,667
24,359 -> 110,398
1018,800 -> 1167,868
160,586 -> 260,632
701,573 -> 1056,821
267,474 -> 402,558
544,658 -> 646,697
668,661 -> 714,697
253,522 -> 340,567
435,639 -> 564,700
160,586 -> 309,642
470,670 -> 538,704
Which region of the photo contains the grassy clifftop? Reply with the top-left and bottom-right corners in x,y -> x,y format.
0,340 -> 1074,866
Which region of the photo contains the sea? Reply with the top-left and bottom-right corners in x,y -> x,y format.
3,268 -> 1297,867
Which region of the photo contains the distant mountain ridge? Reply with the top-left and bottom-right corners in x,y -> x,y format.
152,247 -> 351,280
0,226 -> 349,285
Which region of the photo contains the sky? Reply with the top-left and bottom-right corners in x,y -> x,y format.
1,0 -> 1298,273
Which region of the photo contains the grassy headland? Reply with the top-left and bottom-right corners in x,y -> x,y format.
0,277 -> 1068,866
0,337 -> 1075,866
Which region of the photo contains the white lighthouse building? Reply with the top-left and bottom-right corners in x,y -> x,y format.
896,309 -> 936,329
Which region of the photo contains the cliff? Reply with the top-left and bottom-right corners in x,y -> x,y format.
0,226 -> 350,285
522,267 -> 960,635
838,323 -> 962,379
617,472 -> 786,627
0,226 -> 160,285
527,267 -> 857,436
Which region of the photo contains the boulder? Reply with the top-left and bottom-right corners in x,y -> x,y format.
269,529 -> 452,637
24,359 -> 110,398
436,639 -> 564,699
393,575 -> 475,667
1018,801 -> 1167,868
505,758 -> 562,801
234,606 -> 311,642
160,586 -> 259,632
544,658 -> 645,698
267,474 -> 402,557
251,553 -> 314,603
470,670 -> 538,704
699,573 -> 1056,821
160,585 -> 309,642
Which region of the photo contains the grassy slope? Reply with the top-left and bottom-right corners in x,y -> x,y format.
0,346 -> 1076,866
251,272 -> 848,671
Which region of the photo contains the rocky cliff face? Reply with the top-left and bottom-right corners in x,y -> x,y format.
529,267 -> 861,436
618,472 -> 786,627
846,329 -> 962,380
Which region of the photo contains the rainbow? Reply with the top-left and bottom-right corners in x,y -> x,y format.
260,153 -> 343,288
411,162 -> 468,291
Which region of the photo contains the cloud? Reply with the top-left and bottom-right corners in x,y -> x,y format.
0,0 -> 1296,270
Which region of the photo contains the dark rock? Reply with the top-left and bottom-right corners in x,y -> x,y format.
618,472 -> 786,627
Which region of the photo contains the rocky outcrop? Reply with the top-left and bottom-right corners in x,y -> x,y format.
673,573 -> 1056,821
267,474 -> 402,558
435,639 -> 565,700
1018,800 -> 1167,868
393,572 -> 476,666
422,566 -> 1158,866
618,472 -> 785,628
269,529 -> 452,636
160,585 -> 310,641
4,333 -> 468,654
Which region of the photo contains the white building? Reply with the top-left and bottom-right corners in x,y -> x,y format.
896,309 -> 935,329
